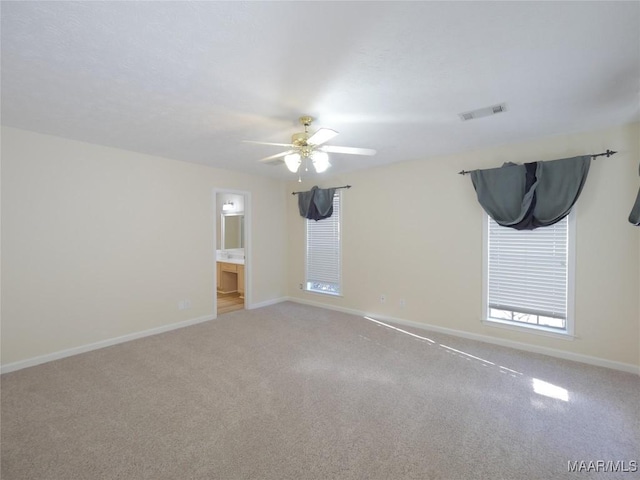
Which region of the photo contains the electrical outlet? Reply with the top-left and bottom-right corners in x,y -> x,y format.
184,299 -> 191,309
178,300 -> 185,310
400,299 -> 406,309
299,283 -> 303,290
380,294 -> 386,304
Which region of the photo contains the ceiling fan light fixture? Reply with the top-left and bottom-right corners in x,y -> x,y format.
284,153 -> 301,173
312,151 -> 331,173
250,115 -> 375,175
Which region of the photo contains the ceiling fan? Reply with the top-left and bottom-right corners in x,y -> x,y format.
244,116 -> 376,174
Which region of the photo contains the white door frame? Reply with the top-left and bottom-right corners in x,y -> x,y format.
213,188 -> 252,316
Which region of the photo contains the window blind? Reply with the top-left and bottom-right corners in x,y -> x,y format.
306,191 -> 341,295
487,215 -> 568,320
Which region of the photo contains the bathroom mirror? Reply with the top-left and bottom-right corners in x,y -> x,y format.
221,213 -> 244,249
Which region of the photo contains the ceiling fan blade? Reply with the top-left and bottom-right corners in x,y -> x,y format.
244,140 -> 294,147
259,150 -> 295,165
320,145 -> 377,156
307,128 -> 338,146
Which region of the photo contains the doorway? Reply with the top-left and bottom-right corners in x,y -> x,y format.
215,190 -> 249,315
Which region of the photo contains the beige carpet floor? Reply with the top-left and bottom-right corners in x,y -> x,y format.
2,302 -> 639,479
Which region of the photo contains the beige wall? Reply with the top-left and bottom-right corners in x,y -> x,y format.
3,123 -> 639,371
1,127 -> 288,365
287,123 -> 640,369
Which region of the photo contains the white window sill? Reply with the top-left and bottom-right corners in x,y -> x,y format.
482,318 -> 575,341
304,289 -> 343,299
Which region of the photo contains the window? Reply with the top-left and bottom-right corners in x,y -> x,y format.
483,211 -> 575,335
305,191 -> 341,296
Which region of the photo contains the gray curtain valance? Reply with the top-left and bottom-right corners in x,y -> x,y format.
470,155 -> 591,230
298,186 -> 336,221
630,191 -> 640,225
630,162 -> 640,226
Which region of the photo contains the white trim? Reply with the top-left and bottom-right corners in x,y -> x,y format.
303,290 -> 344,299
566,209 -> 577,336
1,314 -> 215,374
481,318 -> 575,340
481,210 -> 489,322
304,190 -> 342,296
4,298 -> 637,376
246,297 -> 288,310
482,210 -> 576,335
285,296 -> 364,317
213,188 -> 252,313
285,297 -> 640,376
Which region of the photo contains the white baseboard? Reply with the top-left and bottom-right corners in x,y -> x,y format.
247,297 -> 288,310
4,298 -> 638,377
285,296 -> 640,376
1,314 -> 216,374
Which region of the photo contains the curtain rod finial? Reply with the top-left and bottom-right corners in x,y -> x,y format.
592,149 -> 617,159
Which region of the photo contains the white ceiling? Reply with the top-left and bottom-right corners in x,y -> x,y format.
2,1 -> 639,179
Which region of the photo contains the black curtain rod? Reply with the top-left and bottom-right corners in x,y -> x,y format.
291,185 -> 352,195
457,149 -> 617,175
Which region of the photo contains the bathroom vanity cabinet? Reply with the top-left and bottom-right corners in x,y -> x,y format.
217,261 -> 244,297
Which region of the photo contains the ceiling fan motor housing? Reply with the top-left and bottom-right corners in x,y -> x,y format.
291,132 -> 310,147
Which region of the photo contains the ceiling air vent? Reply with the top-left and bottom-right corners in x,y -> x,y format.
459,103 -> 507,121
